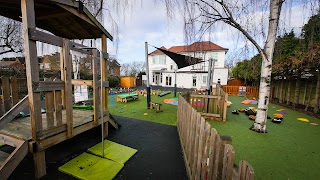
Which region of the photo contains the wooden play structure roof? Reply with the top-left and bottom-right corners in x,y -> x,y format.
0,0 -> 113,40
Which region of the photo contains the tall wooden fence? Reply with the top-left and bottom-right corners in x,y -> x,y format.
0,76 -> 19,116
222,86 -> 259,97
178,95 -> 254,180
190,87 -> 228,122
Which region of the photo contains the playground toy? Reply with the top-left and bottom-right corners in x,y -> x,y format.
158,91 -> 171,97
164,98 -> 178,106
232,110 -> 239,114
297,118 -> 309,122
272,119 -> 282,123
249,115 -> 256,120
116,93 -> 139,103
150,102 -> 163,113
241,99 -> 257,105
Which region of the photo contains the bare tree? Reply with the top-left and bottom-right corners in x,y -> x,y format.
121,61 -> 146,76
159,0 -> 287,132
0,17 -> 23,56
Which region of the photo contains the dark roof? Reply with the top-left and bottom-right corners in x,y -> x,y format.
0,0 -> 112,40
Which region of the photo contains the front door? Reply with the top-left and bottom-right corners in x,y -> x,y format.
155,73 -> 160,85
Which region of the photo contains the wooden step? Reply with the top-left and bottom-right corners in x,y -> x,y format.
0,134 -> 28,179
0,151 -> 10,167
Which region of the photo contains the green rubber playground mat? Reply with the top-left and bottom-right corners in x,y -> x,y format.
59,152 -> 124,180
88,140 -> 137,164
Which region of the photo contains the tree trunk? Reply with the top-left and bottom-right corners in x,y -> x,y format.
279,79 -> 284,104
314,71 -> 320,113
293,78 -> 301,109
286,80 -> 291,105
252,0 -> 283,133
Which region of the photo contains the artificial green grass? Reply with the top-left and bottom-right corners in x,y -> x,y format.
88,140 -> 137,164
108,94 -> 178,126
59,152 -> 124,180
210,96 -> 320,180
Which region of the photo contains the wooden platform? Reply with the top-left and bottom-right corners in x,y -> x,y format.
0,109 -> 95,141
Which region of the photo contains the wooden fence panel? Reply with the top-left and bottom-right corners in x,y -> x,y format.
195,117 -> 206,179
191,113 -> 201,179
222,144 -> 235,180
44,79 -> 54,129
238,160 -> 254,180
177,95 -> 254,180
207,128 -> 218,180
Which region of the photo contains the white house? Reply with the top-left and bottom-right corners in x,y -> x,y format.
148,41 -> 229,89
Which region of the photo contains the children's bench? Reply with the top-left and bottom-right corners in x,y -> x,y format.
150,101 -> 163,113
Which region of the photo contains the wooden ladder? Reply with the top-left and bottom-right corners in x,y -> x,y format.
0,134 -> 28,179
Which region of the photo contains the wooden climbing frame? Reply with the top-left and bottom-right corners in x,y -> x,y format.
0,0 -> 114,178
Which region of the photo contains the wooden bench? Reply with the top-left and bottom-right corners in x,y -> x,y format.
150,101 -> 163,113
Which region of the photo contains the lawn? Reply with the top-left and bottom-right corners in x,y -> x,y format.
108,93 -> 320,179
210,96 -> 320,180
108,93 -> 178,126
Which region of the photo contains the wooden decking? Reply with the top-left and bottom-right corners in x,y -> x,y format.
0,109 -> 95,141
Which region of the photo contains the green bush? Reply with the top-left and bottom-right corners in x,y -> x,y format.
108,76 -> 120,87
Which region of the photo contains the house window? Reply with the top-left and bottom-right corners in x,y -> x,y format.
153,74 -> 155,83
192,76 -> 196,87
160,74 -> 163,83
153,55 -> 166,64
170,65 -> 173,70
166,76 -> 172,86
203,76 -> 207,83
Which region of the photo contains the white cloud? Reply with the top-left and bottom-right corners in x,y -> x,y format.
103,0 -> 318,65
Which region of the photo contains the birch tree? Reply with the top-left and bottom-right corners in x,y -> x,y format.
160,0 -> 284,132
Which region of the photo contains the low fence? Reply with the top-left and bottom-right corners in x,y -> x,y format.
223,86 -> 259,97
178,95 -> 254,180
190,87 -> 228,122
0,76 -> 19,116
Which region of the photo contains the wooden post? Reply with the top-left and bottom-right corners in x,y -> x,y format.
60,48 -> 66,108
1,77 -> 11,112
21,0 -> 45,178
62,39 -> 73,138
101,34 -> 108,137
223,93 -> 228,122
10,76 -> 19,106
92,49 -> 100,126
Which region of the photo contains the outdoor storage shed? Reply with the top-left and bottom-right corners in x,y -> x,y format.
120,77 -> 136,88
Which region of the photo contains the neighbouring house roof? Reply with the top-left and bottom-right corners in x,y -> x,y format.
149,41 -> 227,55
0,60 -> 22,69
148,46 -> 167,55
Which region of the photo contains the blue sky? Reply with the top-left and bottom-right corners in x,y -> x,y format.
104,0 -> 318,65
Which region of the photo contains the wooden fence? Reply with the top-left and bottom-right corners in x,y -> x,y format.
190,87 -> 228,122
0,76 -> 19,116
178,95 -> 254,180
222,86 -> 259,97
